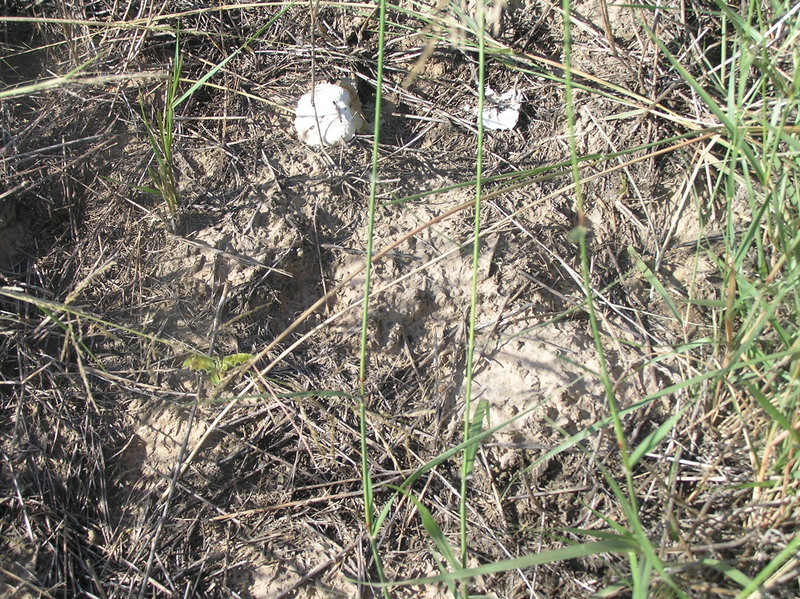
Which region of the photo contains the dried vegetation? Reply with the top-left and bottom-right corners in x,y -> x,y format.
1,0 -> 798,597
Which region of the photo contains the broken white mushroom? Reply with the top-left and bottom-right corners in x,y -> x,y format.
480,87 -> 522,131
294,82 -> 364,147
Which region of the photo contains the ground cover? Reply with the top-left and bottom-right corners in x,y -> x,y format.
1,0 -> 798,597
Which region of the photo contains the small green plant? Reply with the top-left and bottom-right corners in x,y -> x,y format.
140,28 -> 183,232
183,352 -> 254,386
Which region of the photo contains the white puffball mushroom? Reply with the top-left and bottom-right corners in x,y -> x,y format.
294,82 -> 363,147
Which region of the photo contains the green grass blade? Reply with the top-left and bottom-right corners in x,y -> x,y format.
0,287 -> 191,352
373,402 -> 543,534
629,402 -> 690,466
734,533 -> 800,598
173,1 -> 296,108
459,0 -> 488,573
462,399 -> 488,480
746,383 -> 800,442
363,539 -> 640,587
356,0 -> 390,594
701,559 -> 753,588
627,246 -> 684,329
391,486 -> 459,570
638,19 -> 765,183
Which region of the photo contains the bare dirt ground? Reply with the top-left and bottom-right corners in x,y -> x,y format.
2,1 -> 797,598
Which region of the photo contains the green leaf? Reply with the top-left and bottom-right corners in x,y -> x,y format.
183,352 -> 253,386
674,297 -> 728,308
568,225 -> 587,244
221,353 -> 254,369
183,354 -> 216,373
